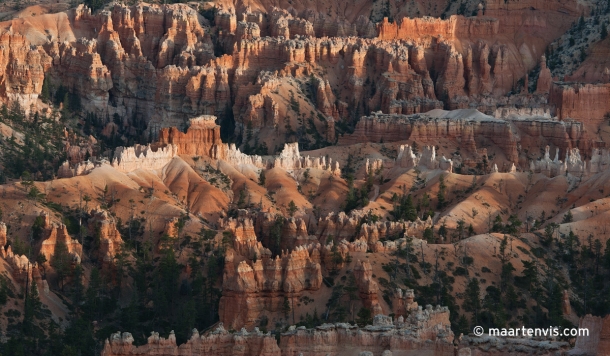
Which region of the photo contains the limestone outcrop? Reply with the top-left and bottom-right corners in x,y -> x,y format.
2,247 -> 42,285
341,110 -> 518,162
38,212 -> 82,263
219,247 -> 323,330
271,143 -> 340,174
221,217 -> 271,260
549,82 -> 610,130
529,146 -> 610,187
157,116 -> 223,158
397,145 -> 453,172
353,261 -> 383,315
88,209 -> 123,265
111,144 -> 178,173
0,31 -> 52,108
58,143 -> 178,177
101,327 -> 281,356
392,288 -> 419,318
281,311 -> 453,356
316,210 -> 432,246
343,109 -> 594,166
536,56 -> 552,95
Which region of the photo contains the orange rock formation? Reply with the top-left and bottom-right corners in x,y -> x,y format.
219,247 -> 322,330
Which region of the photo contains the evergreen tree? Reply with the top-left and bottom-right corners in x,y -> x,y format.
51,241 -> 71,290
356,307 -> 373,327
288,200 -> 298,217
71,265 -> 85,310
482,285 -> 507,327
84,267 -> 102,321
463,278 -> 481,325
41,76 -> 52,103
491,215 -> 504,232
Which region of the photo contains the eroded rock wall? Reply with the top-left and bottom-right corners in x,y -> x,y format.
219,247 -> 322,329
549,82 -> 610,129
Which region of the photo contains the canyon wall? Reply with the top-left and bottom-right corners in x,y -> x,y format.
0,2 -> 586,152
342,109 -> 591,165
376,15 -> 499,40
549,82 -> 610,129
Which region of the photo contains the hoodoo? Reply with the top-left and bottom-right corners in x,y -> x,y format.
0,0 -> 608,355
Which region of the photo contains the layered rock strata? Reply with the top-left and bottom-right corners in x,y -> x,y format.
0,31 -> 52,109
0,3 -> 583,146
343,109 -> 591,165
219,247 -> 323,329
549,82 -> 610,129
280,313 -> 454,356
572,314 -> 610,356
156,116 -> 223,158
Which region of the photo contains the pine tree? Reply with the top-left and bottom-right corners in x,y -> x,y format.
51,241 -> 71,290
84,267 -> 102,320
356,307 -> 373,327
288,200 -> 298,217
463,278 -> 481,325
24,280 -> 42,335
71,265 -> 85,310
41,76 -> 52,103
